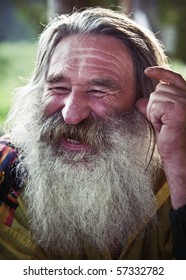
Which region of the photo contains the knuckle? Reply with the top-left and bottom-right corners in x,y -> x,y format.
149,91 -> 157,101
155,83 -> 163,91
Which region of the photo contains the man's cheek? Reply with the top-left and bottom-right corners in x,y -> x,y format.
41,94 -> 63,117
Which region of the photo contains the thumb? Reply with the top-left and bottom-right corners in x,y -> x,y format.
135,98 -> 148,118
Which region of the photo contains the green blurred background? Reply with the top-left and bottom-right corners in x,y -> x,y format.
0,0 -> 186,132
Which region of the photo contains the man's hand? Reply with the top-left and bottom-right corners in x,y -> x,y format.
136,66 -> 186,209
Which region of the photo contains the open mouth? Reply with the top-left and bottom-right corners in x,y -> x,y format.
66,138 -> 81,144
62,137 -> 92,152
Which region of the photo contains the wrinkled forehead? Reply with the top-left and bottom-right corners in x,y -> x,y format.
48,34 -> 133,78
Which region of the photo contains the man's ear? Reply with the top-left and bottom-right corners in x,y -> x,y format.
135,98 -> 148,118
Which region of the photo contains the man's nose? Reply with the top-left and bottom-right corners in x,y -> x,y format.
62,91 -> 91,125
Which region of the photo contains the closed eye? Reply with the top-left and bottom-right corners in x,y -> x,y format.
89,91 -> 108,98
48,86 -> 71,95
87,89 -> 111,98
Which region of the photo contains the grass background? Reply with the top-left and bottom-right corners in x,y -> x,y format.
0,41 -> 186,132
0,41 -> 36,132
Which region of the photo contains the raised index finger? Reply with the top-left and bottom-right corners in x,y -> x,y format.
144,66 -> 186,90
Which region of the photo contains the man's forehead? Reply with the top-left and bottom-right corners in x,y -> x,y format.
51,34 -> 132,61
48,34 -> 133,79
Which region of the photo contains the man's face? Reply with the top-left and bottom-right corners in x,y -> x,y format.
42,34 -> 135,153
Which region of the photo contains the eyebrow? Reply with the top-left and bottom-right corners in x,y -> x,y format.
46,75 -> 119,89
46,74 -> 70,84
89,78 -> 118,89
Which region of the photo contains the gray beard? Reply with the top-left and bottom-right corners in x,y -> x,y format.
15,110 -> 162,259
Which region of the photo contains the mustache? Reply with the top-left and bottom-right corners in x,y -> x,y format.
39,112 -> 111,150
